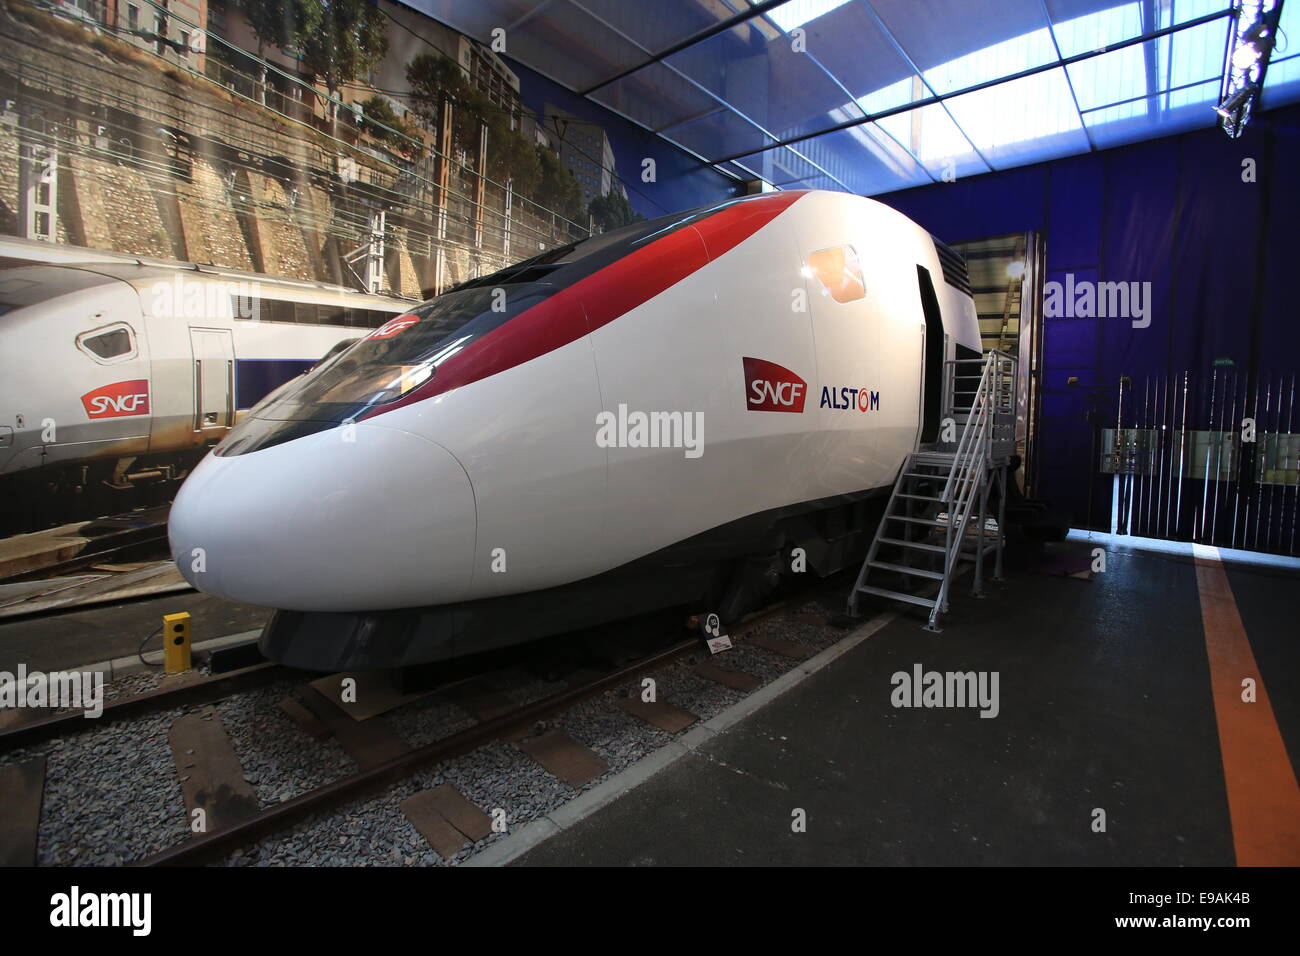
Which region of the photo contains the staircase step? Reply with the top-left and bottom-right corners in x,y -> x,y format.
888,515 -> 951,527
897,492 -> 943,502
879,536 -> 946,553
868,560 -> 944,580
854,584 -> 937,609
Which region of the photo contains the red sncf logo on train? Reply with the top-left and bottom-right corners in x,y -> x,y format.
81,380 -> 151,419
743,357 -> 807,413
370,313 -> 421,339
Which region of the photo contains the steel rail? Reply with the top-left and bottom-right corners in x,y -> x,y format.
0,524 -> 170,585
135,635 -> 704,866
0,661 -> 293,752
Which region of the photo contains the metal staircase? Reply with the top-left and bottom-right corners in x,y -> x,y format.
849,350 -> 1018,631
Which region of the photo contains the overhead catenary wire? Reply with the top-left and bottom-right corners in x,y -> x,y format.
0,35 -> 579,290
373,0 -> 666,218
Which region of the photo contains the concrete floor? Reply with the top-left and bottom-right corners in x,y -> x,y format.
0,590 -> 270,673
515,540 -> 1298,866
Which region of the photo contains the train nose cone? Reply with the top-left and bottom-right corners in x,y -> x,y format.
168,423 -> 475,611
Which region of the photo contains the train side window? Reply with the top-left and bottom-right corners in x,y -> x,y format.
316,305 -> 347,326
248,298 -> 294,324
76,323 -> 137,363
353,308 -> 395,329
229,295 -> 401,328
806,245 -> 866,304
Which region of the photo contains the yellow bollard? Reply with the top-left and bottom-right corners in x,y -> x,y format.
163,612 -> 192,673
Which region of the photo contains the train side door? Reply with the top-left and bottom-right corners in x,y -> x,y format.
68,300 -> 153,465
916,265 -> 946,445
791,195 -> 923,495
189,328 -> 235,436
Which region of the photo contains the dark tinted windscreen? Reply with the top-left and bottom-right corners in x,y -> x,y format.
247,283 -> 555,424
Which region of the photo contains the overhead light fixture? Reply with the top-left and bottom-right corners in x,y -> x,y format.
1216,1 -> 1284,139
1230,19 -> 1275,70
1215,85 -> 1253,120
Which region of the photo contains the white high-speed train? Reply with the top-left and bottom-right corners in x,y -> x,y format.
168,190 -> 983,670
0,241 -> 411,529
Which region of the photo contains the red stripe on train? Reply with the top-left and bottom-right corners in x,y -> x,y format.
363,191 -> 807,419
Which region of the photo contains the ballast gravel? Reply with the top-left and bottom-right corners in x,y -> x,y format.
3,598 -> 850,866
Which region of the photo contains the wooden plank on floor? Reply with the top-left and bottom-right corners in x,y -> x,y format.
0,756 -> 46,866
692,662 -> 762,692
0,528 -> 90,579
444,679 -> 516,721
615,697 -> 698,734
276,696 -> 331,741
0,564 -> 187,618
1194,553 -> 1300,865
308,671 -> 430,721
401,793 -> 472,857
168,711 -> 258,834
0,575 -> 105,611
401,783 -> 492,857
745,633 -> 812,660
518,730 -> 607,787
295,686 -> 411,769
422,783 -> 493,841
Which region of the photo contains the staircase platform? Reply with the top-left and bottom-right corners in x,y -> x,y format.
848,350 -> 1016,630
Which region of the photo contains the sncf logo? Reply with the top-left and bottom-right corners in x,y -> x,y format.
81,380 -> 150,419
370,314 -> 420,339
743,357 -> 807,413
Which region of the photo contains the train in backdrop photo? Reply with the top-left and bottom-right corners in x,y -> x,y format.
0,238 -> 412,533
166,189 -> 1052,672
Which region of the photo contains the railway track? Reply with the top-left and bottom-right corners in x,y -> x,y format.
0,507 -> 186,622
0,507 -> 171,586
0,660 -> 292,752
137,635 -> 705,866
1,591 -> 849,867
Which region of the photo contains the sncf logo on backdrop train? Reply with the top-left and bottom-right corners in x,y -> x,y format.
81,380 -> 150,418
742,358 -> 880,413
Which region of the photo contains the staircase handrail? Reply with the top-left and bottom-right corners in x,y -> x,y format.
941,353 -> 995,502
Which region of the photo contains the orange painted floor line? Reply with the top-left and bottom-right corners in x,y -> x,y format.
1193,551 -> 1300,866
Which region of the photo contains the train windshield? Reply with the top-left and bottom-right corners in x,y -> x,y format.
251,282 -> 555,423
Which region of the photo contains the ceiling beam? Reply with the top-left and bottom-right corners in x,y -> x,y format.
707,6 -> 1233,165
579,0 -> 797,95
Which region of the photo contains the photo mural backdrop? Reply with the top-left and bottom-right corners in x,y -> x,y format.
0,0 -> 739,299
